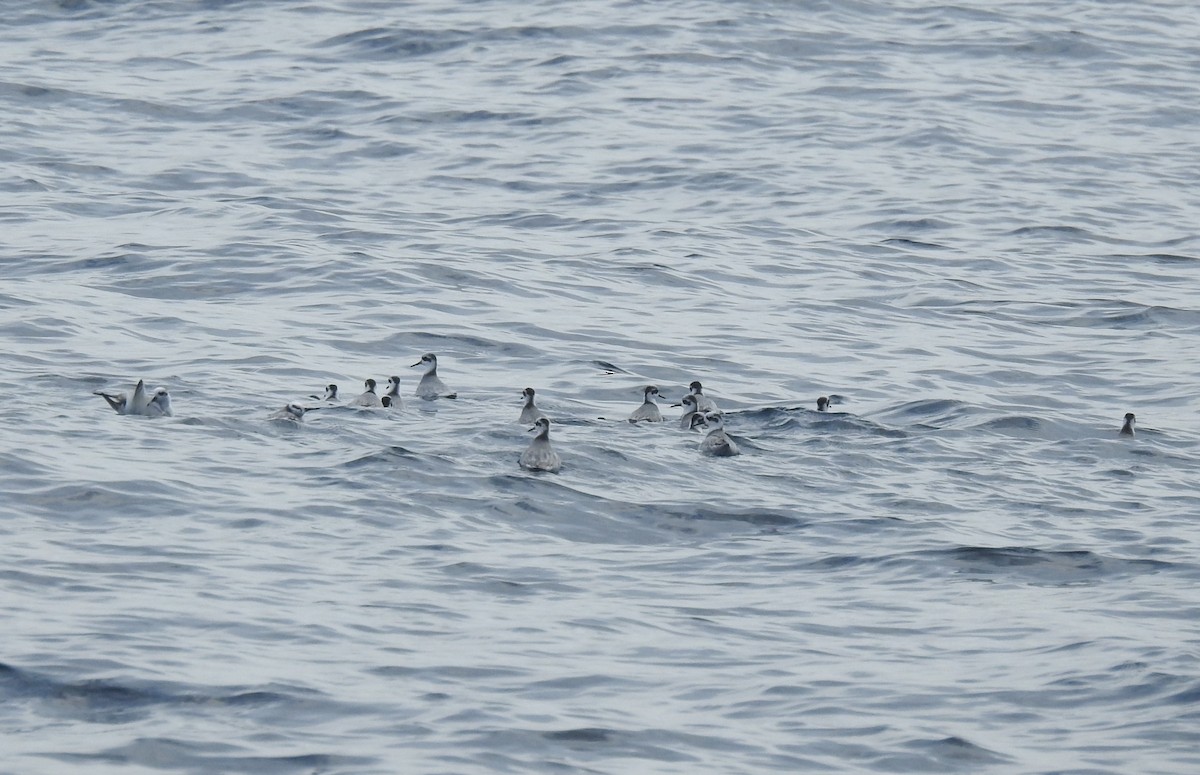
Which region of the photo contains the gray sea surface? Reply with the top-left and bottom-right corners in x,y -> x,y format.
3,1 -> 1200,773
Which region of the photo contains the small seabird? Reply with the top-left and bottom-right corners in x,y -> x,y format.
310,384 -> 338,402
383,376 -> 402,409
687,411 -> 709,432
350,378 -> 383,408
519,417 -> 561,472
519,387 -> 548,425
145,386 -> 173,417
94,379 -> 152,415
1120,412 -> 1135,437
268,402 -> 311,422
381,395 -> 393,408
689,381 -> 719,413
628,385 -> 663,423
411,353 -> 457,399
675,394 -> 703,430
699,412 -> 740,457
817,396 -> 830,412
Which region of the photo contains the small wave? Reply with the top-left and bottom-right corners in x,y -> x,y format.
316,26 -> 468,60
932,546 -> 1173,585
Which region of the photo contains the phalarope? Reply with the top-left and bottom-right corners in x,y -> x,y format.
383,376 -> 402,409
350,378 -> 382,408
628,385 -> 663,423
519,417 -> 561,472
411,353 -> 457,399
674,393 -> 703,430
520,387 -> 548,425
689,381 -> 719,413
699,412 -> 739,457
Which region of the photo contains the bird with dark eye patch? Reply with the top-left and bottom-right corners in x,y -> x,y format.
698,412 -> 739,457
628,385 -> 663,423
1120,412 -> 1135,437
94,379 -> 172,417
411,353 -> 457,399
817,396 -> 830,412
383,376 -> 402,409
675,394 -> 703,430
350,378 -> 382,408
269,402 -> 313,422
688,381 -> 719,413
146,386 -> 173,417
519,417 -> 561,472
520,387 -> 547,425
310,384 -> 338,403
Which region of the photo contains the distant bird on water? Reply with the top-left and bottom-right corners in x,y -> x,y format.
412,353 -> 457,399
94,379 -> 172,417
519,387 -> 547,425
674,394 -> 703,430
269,402 -> 312,423
310,384 -> 338,402
628,385 -> 663,423
520,417 -> 561,472
689,381 -> 719,413
1120,412 -> 1135,437
351,378 -> 382,408
698,412 -> 739,457
383,376 -> 402,410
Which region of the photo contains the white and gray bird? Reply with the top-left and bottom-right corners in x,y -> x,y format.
628,385 -> 663,423
688,381 -> 719,413
519,387 -> 547,425
674,393 -> 703,430
383,376 -> 402,409
519,417 -> 561,472
93,379 -> 154,415
269,402 -> 311,422
1120,412 -> 1135,437
817,396 -> 830,412
350,378 -> 383,408
699,412 -> 739,457
411,353 -> 457,399
310,384 -> 338,402
145,386 -> 173,417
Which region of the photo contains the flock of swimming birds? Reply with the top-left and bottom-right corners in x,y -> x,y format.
94,352 -> 1141,474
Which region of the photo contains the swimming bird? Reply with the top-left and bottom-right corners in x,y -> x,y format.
519,417 -> 561,472
519,387 -> 547,425
145,386 -> 173,417
94,379 -> 152,415
310,384 -> 338,402
699,412 -> 739,457
269,402 -> 310,422
350,378 -> 382,408
689,381 -> 719,413
687,410 -> 709,432
628,385 -> 663,423
1120,412 -> 1135,436
672,393 -> 704,430
817,396 -> 830,412
383,376 -> 402,409
381,395 -> 393,408
411,353 -> 457,399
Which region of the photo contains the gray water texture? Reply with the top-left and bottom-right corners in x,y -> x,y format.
2,0 -> 1200,773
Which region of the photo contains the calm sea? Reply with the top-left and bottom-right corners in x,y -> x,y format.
2,1 -> 1199,773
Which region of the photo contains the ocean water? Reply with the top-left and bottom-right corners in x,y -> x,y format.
2,0 -> 1200,772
